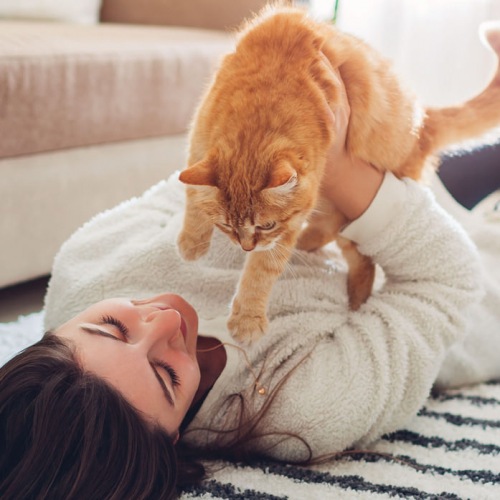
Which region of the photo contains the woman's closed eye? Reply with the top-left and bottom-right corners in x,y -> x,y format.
100,315 -> 129,339
156,360 -> 181,388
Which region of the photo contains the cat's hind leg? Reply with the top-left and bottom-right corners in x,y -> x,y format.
296,202 -> 346,252
296,216 -> 337,251
337,236 -> 375,310
297,200 -> 375,308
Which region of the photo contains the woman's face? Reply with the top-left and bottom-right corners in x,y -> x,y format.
55,294 -> 200,438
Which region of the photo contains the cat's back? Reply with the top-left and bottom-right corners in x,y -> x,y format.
192,7 -> 333,150
208,8 -> 329,101
237,7 -> 320,61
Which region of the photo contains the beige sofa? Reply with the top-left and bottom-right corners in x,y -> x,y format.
0,0 -> 267,289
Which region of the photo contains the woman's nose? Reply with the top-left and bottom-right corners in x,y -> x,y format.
141,308 -> 183,346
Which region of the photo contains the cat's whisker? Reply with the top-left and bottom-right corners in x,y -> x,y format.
215,232 -> 243,262
276,238 -> 310,266
182,219 -> 213,239
198,219 -> 216,232
181,240 -> 211,252
309,207 -> 329,217
282,241 -> 321,278
221,239 -> 239,261
290,248 -> 317,270
271,243 -> 300,281
282,258 -> 299,281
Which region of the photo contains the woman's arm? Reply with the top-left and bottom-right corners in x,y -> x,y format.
320,74 -> 384,221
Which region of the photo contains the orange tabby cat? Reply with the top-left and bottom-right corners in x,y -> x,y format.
177,5 -> 500,343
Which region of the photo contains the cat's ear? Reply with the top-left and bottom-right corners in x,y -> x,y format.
266,161 -> 298,192
179,158 -> 217,187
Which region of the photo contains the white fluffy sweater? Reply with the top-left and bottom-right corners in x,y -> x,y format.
44,172 -> 499,460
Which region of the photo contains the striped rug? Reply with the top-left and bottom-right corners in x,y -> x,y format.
1,313 -> 499,499
180,381 -> 500,499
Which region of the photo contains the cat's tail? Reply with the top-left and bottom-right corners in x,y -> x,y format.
421,23 -> 500,156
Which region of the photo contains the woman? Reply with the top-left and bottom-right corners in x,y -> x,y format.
2,83 -> 499,499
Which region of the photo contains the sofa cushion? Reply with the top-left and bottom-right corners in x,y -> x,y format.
100,0 -> 269,31
0,0 -> 102,25
0,21 -> 234,159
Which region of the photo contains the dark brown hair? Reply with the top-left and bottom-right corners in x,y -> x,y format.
0,334 -> 203,499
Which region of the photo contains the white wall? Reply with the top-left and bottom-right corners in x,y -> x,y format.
334,0 -> 500,106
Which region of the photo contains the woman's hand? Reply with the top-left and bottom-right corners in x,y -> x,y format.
320,65 -> 384,221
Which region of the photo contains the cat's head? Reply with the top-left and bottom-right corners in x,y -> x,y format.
179,151 -> 320,252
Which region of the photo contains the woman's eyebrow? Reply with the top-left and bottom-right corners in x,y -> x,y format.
78,325 -> 175,407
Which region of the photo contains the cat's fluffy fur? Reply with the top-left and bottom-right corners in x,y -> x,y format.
177,5 -> 500,343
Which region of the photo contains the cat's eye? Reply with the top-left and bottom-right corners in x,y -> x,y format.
257,221 -> 276,231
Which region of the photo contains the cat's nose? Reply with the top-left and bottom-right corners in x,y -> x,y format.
241,242 -> 256,251
236,229 -> 256,251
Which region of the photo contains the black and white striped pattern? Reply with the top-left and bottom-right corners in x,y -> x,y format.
180,381 -> 500,499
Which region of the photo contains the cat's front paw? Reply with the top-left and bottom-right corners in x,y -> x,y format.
227,310 -> 268,345
177,230 -> 211,261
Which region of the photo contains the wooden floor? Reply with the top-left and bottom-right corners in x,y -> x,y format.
0,276 -> 49,323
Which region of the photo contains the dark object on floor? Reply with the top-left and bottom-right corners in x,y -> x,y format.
439,144 -> 500,209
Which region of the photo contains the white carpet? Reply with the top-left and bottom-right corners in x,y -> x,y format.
1,311 -> 499,499
0,311 -> 45,366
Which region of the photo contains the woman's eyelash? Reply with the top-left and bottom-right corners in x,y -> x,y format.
100,315 -> 129,338
157,361 -> 181,387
